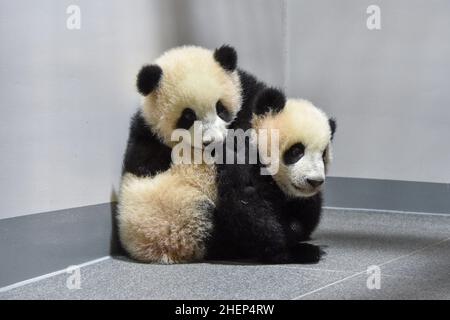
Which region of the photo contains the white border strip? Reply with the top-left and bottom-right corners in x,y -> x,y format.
324,206 -> 450,217
0,256 -> 111,293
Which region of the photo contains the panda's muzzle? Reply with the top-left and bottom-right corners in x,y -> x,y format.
306,178 -> 324,188
291,182 -> 321,196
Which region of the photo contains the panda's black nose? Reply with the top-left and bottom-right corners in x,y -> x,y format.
307,178 -> 324,188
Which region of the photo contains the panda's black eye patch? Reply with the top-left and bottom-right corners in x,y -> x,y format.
216,101 -> 232,122
283,143 -> 305,165
176,108 -> 197,129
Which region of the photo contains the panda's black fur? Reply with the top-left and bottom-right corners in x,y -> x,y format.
209,162 -> 324,264
230,69 -> 267,131
122,111 -> 172,177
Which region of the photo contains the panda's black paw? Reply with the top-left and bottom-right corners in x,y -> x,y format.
290,243 -> 326,264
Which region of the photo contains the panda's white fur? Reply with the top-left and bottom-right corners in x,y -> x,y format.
119,164 -> 216,263
118,46 -> 243,263
252,99 -> 333,198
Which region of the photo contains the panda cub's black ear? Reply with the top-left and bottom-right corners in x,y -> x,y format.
254,87 -> 286,116
329,118 -> 337,140
136,64 -> 162,96
214,45 -> 237,72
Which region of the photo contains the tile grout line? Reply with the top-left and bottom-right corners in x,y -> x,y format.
0,256 -> 111,293
291,270 -> 366,300
281,265 -> 414,278
275,265 -> 351,274
278,266 -> 413,278
375,236 -> 450,268
291,236 -> 450,300
324,206 -> 450,217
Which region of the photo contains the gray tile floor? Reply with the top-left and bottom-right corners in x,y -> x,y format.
1,209 -> 449,300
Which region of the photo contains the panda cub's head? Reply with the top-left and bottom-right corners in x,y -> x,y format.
252,88 -> 336,198
137,45 -> 242,149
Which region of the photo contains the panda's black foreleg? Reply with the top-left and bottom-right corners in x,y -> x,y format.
244,209 -> 325,264
122,111 -> 172,177
283,193 -> 323,242
210,188 -> 285,262
289,243 -> 325,264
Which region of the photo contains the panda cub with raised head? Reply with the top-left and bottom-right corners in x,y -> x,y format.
209,88 -> 336,263
118,45 -> 267,263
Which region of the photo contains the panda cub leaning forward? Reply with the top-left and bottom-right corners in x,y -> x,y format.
118,45 -> 249,263
121,45 -> 249,179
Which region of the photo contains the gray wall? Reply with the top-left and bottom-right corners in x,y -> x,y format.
1,0 -> 449,220
169,0 -> 450,185
0,0 -> 177,219
0,0 -> 285,219
286,0 -> 450,184
170,0 -> 286,88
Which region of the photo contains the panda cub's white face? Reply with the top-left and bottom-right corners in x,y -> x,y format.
253,97 -> 336,198
137,45 -> 242,149
281,140 -> 330,198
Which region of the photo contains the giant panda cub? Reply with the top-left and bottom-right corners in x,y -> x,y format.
122,45 -> 264,178
122,45 -> 243,178
118,45 -> 267,263
209,88 -> 337,264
